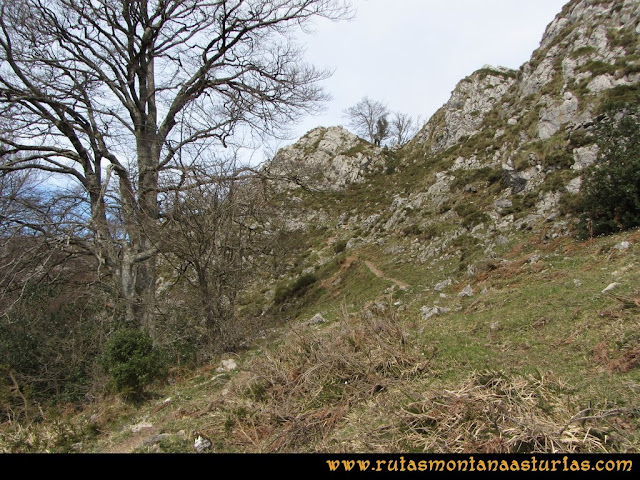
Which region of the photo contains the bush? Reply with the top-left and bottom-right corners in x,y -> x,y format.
273,273 -> 318,305
575,111 -> 640,238
100,328 -> 166,399
333,239 -> 348,254
0,280 -> 108,413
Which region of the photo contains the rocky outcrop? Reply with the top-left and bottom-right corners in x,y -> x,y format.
522,0 -> 640,95
268,126 -> 384,190
414,66 -> 517,152
265,0 -> 639,251
518,0 -> 640,140
409,0 -> 639,200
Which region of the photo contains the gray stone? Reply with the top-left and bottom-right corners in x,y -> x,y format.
602,282 -> 621,294
433,278 -> 453,292
413,66 -> 516,152
614,241 -> 630,251
217,359 -> 238,372
194,435 -> 212,453
572,145 -> 599,170
537,92 -> 580,140
268,126 -> 384,191
131,421 -> 153,433
458,285 -> 474,297
494,198 -> 513,212
420,306 -> 450,320
308,313 -> 327,325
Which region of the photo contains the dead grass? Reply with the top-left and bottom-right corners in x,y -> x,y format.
211,303 -> 430,452
362,370 -> 637,453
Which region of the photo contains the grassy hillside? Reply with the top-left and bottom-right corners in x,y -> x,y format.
2,0 -> 639,455
3,139 -> 638,453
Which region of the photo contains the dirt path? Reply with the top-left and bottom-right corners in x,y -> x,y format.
321,256 -> 409,291
364,260 -> 409,289
321,255 -> 359,289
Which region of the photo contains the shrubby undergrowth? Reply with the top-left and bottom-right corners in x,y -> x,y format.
575,108 -> 640,238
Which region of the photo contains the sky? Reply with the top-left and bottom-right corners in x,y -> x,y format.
265,0 -> 569,156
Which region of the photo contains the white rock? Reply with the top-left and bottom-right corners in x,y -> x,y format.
420,306 -> 450,320
414,67 -> 515,152
614,241 -> 630,251
268,126 -> 383,191
218,359 -> 238,372
602,282 -> 621,294
433,278 -> 453,292
458,285 -> 474,297
308,313 -> 326,325
537,93 -> 579,140
194,435 -> 212,453
572,145 -> 599,170
566,177 -> 583,194
131,421 -> 153,433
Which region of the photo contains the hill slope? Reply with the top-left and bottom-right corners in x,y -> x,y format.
2,0 -> 639,453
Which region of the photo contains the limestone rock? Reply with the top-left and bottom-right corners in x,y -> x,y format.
433,278 -> 453,292
414,66 -> 516,152
308,313 -> 327,325
572,144 -> 599,170
420,306 -> 450,320
602,282 -> 621,294
268,126 -> 383,190
458,285 -> 474,298
615,241 -> 631,251
537,92 -> 580,140
194,435 -> 212,453
217,359 -> 238,372
131,421 -> 153,433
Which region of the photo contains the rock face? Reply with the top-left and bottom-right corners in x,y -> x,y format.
521,0 -> 640,96
268,126 -> 384,190
409,0 -> 640,201
264,0 -> 639,244
414,66 -> 517,152
268,1 -> 639,197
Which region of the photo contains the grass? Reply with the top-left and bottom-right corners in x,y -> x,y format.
4,12 -> 640,450
3,227 -> 639,453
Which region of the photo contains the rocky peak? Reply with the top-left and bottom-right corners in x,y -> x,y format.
539,0 -> 639,52
268,126 -> 384,190
520,0 -> 640,97
413,66 -> 517,153
412,0 -> 639,155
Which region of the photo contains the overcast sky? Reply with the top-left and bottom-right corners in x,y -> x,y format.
264,0 -> 568,156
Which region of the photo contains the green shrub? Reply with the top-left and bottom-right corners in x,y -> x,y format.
273,273 -> 318,305
333,239 -> 348,254
100,328 -> 166,399
574,111 -> 640,238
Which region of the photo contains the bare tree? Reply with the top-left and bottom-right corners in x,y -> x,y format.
159,159 -> 276,351
390,111 -> 421,146
343,96 -> 389,144
0,0 -> 352,334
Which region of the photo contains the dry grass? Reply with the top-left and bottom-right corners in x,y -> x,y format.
207,302 -> 430,452
361,370 -> 637,453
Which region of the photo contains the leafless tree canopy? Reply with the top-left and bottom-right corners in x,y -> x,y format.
390,111 -> 421,146
343,97 -> 422,147
0,0 -> 352,329
343,96 -> 389,143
